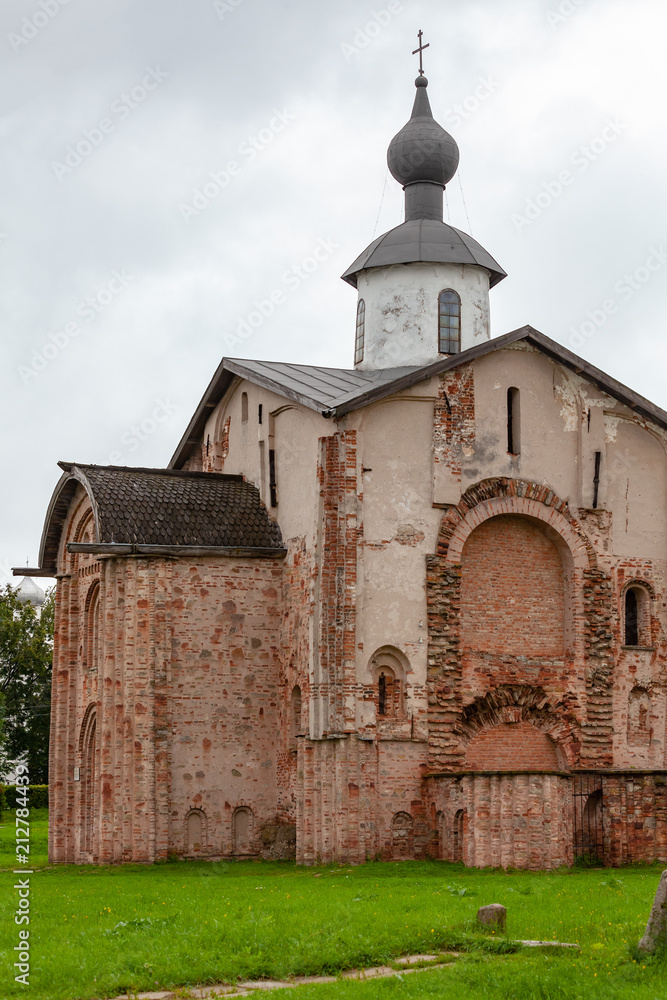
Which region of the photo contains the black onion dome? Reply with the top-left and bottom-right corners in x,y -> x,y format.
387,76 -> 459,187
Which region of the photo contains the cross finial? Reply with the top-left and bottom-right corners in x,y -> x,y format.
412,29 -> 429,76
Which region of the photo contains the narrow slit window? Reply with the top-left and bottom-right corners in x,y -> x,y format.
438,289 -> 461,354
507,387 -> 521,455
269,448 -> 278,508
593,451 -> 601,508
355,299 -> 365,365
378,673 -> 387,716
241,392 -> 248,424
258,404 -> 263,425
625,589 -> 639,646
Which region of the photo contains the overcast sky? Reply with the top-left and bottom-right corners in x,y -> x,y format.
2,0 -> 666,588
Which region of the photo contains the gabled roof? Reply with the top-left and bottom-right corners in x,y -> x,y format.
170,326 -> 667,470
30,464 -> 285,577
169,356 -> 423,468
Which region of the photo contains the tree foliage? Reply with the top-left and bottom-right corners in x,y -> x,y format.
0,584 -> 54,783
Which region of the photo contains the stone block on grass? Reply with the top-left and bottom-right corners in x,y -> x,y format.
476,903 -> 506,931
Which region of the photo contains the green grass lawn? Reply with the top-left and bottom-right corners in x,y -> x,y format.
0,807 -> 49,869
0,810 -> 665,1000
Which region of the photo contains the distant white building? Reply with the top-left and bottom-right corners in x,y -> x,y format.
14,576 -> 46,617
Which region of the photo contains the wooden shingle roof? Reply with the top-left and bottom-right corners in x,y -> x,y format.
31,464 -> 285,576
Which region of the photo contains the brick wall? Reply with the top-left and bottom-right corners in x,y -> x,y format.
430,772 -> 574,869
464,722 -> 561,771
433,364 -> 475,482
461,514 -> 565,659
316,431 -> 358,735
168,557 -> 284,860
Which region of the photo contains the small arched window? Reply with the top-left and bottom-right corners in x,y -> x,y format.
355,299 -> 365,364
624,585 -> 651,647
438,289 -> 461,354
625,589 -> 638,646
378,668 -> 395,717
370,647 -> 408,721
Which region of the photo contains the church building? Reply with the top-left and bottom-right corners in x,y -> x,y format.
21,60 -> 667,869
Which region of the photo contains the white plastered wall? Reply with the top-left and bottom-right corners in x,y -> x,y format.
354,262 -> 490,370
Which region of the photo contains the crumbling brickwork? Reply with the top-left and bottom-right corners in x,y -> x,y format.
46,349 -> 667,871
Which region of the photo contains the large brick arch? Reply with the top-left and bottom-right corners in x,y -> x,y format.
436,478 -> 595,572
425,477 -> 613,772
457,685 -> 581,769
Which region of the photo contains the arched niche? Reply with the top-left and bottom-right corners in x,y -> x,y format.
439,484 -> 594,574
391,812 -> 413,859
232,806 -> 254,855
368,646 -> 409,720
628,687 -> 652,746
460,513 -> 572,661
464,721 -> 566,772
185,809 -> 206,855
452,809 -> 466,863
79,706 -> 97,856
458,685 -> 578,771
83,581 -> 101,671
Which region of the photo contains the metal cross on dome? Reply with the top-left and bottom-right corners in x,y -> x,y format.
412,29 -> 430,76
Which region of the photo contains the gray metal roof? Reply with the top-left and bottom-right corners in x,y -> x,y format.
223,358 -> 422,411
168,356 -> 423,468
341,219 -> 507,288
169,326 -> 667,470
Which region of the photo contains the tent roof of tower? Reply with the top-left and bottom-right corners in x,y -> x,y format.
341,219 -> 507,289
168,325 -> 667,470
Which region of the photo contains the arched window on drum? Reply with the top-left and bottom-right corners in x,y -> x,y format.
438,289 -> 461,354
